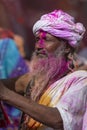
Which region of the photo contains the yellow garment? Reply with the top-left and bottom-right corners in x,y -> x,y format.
27,80 -> 66,129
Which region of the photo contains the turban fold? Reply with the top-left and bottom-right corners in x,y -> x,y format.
33,10 -> 86,47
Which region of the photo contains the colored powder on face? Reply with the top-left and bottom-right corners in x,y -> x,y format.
38,30 -> 46,48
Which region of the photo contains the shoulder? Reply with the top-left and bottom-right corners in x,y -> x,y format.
51,70 -> 87,90
53,70 -> 87,85
59,70 -> 87,83
64,70 -> 87,85
63,70 -> 87,92
67,70 -> 87,78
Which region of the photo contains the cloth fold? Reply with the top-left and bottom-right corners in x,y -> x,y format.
0,102 -> 10,127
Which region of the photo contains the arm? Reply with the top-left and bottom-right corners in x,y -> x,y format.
0,81 -> 63,129
1,73 -> 31,94
1,77 -> 19,92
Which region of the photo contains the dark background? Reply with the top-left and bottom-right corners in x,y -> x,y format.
0,0 -> 87,59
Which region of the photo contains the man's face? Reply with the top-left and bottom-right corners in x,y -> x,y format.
30,31 -> 69,100
30,30 -> 68,76
34,31 -> 62,58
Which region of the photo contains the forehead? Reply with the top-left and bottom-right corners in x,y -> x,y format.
35,31 -> 58,39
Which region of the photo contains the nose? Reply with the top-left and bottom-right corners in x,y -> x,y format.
35,40 -> 45,50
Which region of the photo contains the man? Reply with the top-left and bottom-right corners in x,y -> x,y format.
0,10 -> 87,130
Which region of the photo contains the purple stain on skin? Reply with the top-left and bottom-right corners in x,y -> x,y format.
38,30 -> 46,47
35,30 -> 48,56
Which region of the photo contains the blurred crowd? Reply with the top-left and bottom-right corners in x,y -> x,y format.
0,28 -> 29,130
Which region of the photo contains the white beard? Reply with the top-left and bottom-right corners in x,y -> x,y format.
29,49 -> 68,101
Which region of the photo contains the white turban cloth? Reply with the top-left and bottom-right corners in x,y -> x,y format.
33,10 -> 86,47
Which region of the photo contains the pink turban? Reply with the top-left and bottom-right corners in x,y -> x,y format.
33,10 -> 86,47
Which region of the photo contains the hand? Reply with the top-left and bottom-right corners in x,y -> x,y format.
0,81 -> 10,100
15,73 -> 33,93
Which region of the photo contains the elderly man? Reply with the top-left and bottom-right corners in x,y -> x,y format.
0,10 -> 87,130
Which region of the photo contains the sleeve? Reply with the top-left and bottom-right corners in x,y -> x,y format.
56,77 -> 87,130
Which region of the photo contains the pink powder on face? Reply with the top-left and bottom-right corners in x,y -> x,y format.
32,53 -> 69,85
38,30 -> 46,48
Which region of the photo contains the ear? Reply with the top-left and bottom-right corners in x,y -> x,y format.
64,40 -> 73,54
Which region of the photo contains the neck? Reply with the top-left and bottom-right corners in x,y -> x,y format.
48,58 -> 70,86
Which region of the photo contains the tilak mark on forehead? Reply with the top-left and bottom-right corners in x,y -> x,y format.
38,30 -> 47,47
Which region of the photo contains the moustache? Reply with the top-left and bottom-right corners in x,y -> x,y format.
35,49 -> 48,57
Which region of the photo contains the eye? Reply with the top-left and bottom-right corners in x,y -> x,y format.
45,37 -> 50,41
35,37 -> 40,42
